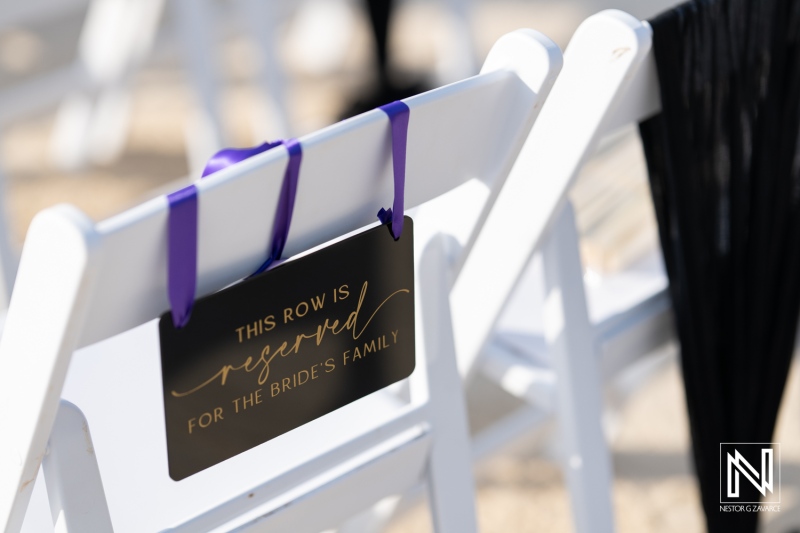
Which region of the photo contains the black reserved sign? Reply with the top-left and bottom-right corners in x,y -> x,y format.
159,218 -> 415,480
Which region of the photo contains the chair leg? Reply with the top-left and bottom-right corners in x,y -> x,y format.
542,203 -> 615,533
19,469 -> 53,533
42,401 -> 113,532
418,234 -> 478,533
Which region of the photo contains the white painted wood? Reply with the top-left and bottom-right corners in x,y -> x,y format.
445,10 -> 668,533
76,29 -> 562,350
418,234 -> 477,533
214,433 -> 431,533
0,206 -> 100,533
542,203 -> 614,532
19,470 -> 51,533
335,496 -> 403,533
331,11 -> 666,531
600,51 -> 660,135
451,10 -> 655,376
0,29 -> 562,533
42,401 -> 113,533
596,289 -> 673,378
472,404 -> 551,462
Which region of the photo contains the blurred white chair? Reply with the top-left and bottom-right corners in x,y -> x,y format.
169,0 -> 292,176
0,0 -> 166,310
172,0 -> 480,175
0,28 -> 561,533
47,0 -> 271,173
0,0 -> 90,126
0,0 -> 166,169
445,10 -> 667,533
0,2 -> 106,307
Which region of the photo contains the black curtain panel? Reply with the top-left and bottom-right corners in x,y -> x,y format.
639,0 -> 800,530
365,0 -> 394,84
340,0 -> 428,119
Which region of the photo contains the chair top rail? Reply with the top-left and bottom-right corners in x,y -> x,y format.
70,29 -> 561,347
599,37 -> 661,135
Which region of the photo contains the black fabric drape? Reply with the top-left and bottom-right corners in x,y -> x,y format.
639,0 -> 800,530
365,0 -> 394,84
339,0 -> 428,119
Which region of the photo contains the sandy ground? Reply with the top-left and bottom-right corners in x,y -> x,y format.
3,1 -> 799,531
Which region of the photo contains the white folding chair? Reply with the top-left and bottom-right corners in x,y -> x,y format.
0,28 -> 562,532
48,0 -> 165,169
0,0 -> 166,169
335,11 -> 670,533
444,10 -> 668,533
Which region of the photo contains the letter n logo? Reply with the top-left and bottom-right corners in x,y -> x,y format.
720,443 -> 780,504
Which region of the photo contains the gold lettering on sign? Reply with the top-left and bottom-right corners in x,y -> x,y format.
187,406 -> 224,434
235,316 -> 276,343
171,282 -> 409,398
283,292 -> 326,324
231,388 -> 263,413
311,294 -> 325,311
269,359 -> 338,398
333,284 -> 349,303
343,333 -> 392,365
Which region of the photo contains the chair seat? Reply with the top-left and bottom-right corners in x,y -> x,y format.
482,247 -> 671,408
62,321 -> 423,532
497,246 -> 668,337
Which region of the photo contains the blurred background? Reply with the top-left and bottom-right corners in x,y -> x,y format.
3,0 -> 798,531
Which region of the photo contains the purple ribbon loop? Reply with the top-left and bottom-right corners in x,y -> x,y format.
167,185 -> 198,329
167,139 -> 302,328
201,141 -> 283,178
251,138 -> 302,276
378,101 -> 410,239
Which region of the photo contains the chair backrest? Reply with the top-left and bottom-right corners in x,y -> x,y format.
448,9 -> 663,533
0,29 -> 562,533
451,10 -> 659,371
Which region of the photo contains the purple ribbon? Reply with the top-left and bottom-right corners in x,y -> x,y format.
166,139 -> 302,328
167,185 -> 198,329
377,101 -> 410,239
166,101 -> 406,329
201,141 -> 283,178
250,138 -> 302,275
